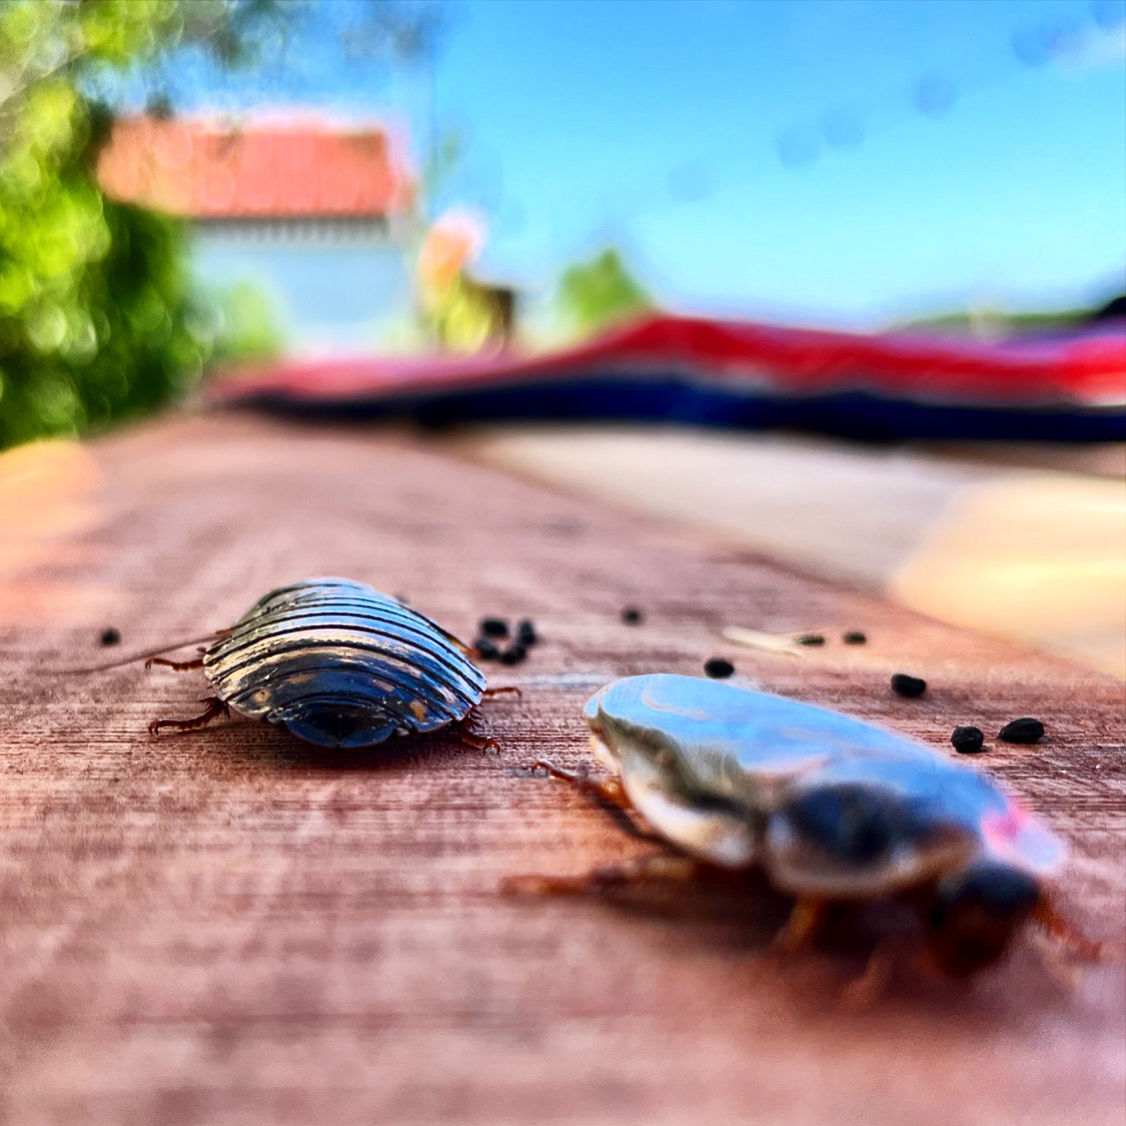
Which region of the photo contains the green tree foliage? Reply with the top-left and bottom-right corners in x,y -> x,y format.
0,0 -> 279,449
556,249 -> 652,337
206,281 -> 285,368
894,301 -> 1120,336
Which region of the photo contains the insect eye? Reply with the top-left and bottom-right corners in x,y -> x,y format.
783,784 -> 897,864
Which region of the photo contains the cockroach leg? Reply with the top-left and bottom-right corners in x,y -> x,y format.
531,758 -> 661,843
1028,931 -> 1084,990
772,895 -> 830,953
840,941 -> 899,1008
1033,897 -> 1118,963
149,696 -> 230,737
446,633 -> 476,657
145,651 -> 205,672
502,853 -> 703,897
532,758 -> 633,814
457,706 -> 500,753
482,685 -> 521,699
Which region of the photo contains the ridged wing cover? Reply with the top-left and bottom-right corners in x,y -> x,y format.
203,579 -> 486,748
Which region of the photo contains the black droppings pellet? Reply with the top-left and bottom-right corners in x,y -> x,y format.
797,633 -> 825,646
998,717 -> 1044,744
516,619 -> 537,646
703,657 -> 735,679
843,631 -> 867,645
479,617 -> 509,638
474,637 -> 501,660
951,725 -> 985,754
621,607 -> 643,625
891,673 -> 927,698
99,627 -> 121,647
499,643 -> 527,666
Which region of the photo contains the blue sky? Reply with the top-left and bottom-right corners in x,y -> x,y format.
176,0 -> 1126,328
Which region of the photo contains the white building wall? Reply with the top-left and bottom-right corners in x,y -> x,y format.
192,220 -> 414,356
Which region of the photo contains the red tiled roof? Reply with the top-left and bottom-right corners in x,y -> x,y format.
97,116 -> 414,220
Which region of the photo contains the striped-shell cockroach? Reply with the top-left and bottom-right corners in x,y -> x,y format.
145,578 -> 506,750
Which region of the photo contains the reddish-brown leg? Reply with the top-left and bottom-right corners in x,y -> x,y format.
839,941 -> 900,1008
149,696 -> 230,737
532,757 -> 634,814
1034,897 -> 1118,963
531,758 -> 663,844
772,895 -> 830,953
145,654 -> 205,671
482,685 -> 521,698
457,706 -> 500,753
503,853 -> 704,896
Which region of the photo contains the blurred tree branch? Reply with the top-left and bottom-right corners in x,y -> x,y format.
0,0 -> 289,448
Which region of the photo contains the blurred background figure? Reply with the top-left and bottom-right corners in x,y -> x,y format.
1,0 -> 1123,671
418,207 -> 518,350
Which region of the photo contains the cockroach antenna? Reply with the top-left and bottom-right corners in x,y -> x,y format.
40,631 -> 230,675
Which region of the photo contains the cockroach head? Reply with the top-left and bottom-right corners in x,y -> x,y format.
925,860 -> 1042,975
273,700 -> 399,750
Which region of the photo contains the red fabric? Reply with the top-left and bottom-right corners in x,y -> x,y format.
209,314 -> 1126,406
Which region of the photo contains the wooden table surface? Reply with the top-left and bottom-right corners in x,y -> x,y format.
453,427 -> 1126,676
1,414 -> 1123,1125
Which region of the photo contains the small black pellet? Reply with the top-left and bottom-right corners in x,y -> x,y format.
951,725 -> 985,754
99,627 -> 121,647
998,717 -> 1044,744
621,607 -> 643,625
703,657 -> 735,679
891,673 -> 926,698
516,619 -> 537,646
499,643 -> 527,666
474,637 -> 501,660
797,633 -> 825,646
479,617 -> 509,638
843,631 -> 867,645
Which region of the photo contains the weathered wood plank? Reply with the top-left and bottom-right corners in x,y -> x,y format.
1,415 -> 1122,1125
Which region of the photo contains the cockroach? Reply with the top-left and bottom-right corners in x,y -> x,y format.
511,674 -> 1103,980
87,578 -> 511,750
